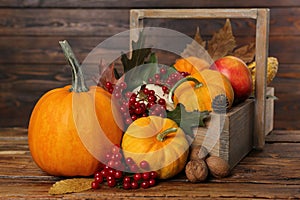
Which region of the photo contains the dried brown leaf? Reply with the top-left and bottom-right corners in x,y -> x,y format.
49,178 -> 93,195
194,26 -> 206,48
181,27 -> 211,63
207,19 -> 236,61
231,42 -> 256,64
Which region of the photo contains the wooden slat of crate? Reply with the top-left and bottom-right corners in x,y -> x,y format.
265,87 -> 275,135
192,99 -> 254,169
192,87 -> 274,169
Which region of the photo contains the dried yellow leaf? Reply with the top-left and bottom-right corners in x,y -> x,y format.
49,178 -> 93,195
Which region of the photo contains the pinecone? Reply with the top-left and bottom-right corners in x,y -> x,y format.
212,94 -> 229,114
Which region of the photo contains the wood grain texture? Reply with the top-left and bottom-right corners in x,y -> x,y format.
0,128 -> 299,199
2,0 -> 300,8
0,1 -> 299,130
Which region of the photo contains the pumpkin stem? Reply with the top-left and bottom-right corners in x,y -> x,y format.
59,40 -> 89,92
168,77 -> 203,103
156,127 -> 178,142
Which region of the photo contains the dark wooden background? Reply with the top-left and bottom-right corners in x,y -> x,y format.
0,0 -> 299,130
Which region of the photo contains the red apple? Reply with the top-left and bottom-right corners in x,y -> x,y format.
211,56 -> 252,104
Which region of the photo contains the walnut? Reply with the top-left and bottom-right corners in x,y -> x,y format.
185,160 -> 208,182
189,145 -> 209,161
205,156 -> 230,178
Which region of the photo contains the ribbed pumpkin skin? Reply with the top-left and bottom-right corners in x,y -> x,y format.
28,85 -> 123,176
174,69 -> 234,112
121,116 -> 189,179
173,56 -> 210,75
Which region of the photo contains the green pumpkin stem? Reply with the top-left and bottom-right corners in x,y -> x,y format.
156,127 -> 178,142
168,77 -> 203,103
59,40 -> 89,92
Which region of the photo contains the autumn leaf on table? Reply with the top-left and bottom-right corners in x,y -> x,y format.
207,19 -> 236,61
49,178 -> 93,195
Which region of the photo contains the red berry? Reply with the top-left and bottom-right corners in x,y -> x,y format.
142,172 -> 151,180
114,160 -> 122,168
120,82 -> 127,89
105,153 -> 112,161
148,95 -> 157,102
108,168 -> 115,175
160,67 -> 167,74
125,117 -> 132,125
149,178 -> 156,187
107,160 -> 114,168
131,180 -> 139,189
111,145 -> 120,154
141,181 -> 150,189
125,91 -> 133,99
114,170 -> 123,179
91,181 -> 100,189
106,175 -> 114,181
131,114 -> 138,121
150,171 -> 158,179
123,181 -> 131,190
130,164 -> 139,173
105,81 -> 113,89
158,98 -> 166,106
123,176 -> 131,184
94,171 -> 102,179
134,107 -> 143,115
133,173 -> 142,181
95,175 -> 104,184
154,73 -> 160,80
162,86 -> 169,94
148,90 -> 155,96
143,88 -> 149,95
100,169 -> 109,177
148,77 -> 154,83
139,160 -> 150,170
107,179 -> 116,187
112,152 -> 122,161
125,157 -> 135,166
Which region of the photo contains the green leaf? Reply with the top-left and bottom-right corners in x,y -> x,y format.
167,104 -> 210,136
121,30 -> 152,73
124,53 -> 159,92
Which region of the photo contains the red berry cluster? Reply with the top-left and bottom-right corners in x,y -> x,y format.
91,145 -> 158,190
104,67 -> 191,126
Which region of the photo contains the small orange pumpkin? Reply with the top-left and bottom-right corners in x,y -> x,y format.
172,69 -> 234,112
28,41 -> 123,176
121,116 -> 189,179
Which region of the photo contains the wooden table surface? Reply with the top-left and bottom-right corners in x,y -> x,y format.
0,128 -> 299,199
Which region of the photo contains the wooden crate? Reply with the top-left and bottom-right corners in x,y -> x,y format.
192,87 -> 274,169
130,9 -> 271,168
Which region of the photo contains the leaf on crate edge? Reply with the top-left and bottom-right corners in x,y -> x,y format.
207,19 -> 236,61
230,42 -> 256,64
181,27 -> 210,62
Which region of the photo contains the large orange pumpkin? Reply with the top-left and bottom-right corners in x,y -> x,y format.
121,116 -> 189,179
172,69 -> 234,112
28,41 -> 123,176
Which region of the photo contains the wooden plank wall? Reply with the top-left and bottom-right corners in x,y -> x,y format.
0,0 -> 299,130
